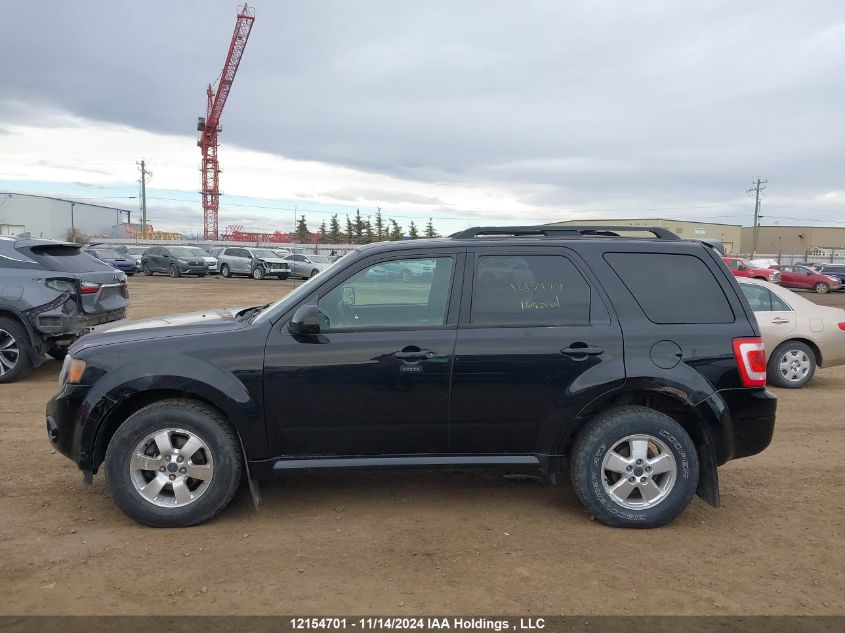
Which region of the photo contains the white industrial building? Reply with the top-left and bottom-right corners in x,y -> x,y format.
0,192 -> 132,240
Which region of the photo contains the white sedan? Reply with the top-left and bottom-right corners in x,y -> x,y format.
738,278 -> 845,388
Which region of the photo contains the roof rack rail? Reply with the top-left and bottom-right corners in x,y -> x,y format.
449,225 -> 680,240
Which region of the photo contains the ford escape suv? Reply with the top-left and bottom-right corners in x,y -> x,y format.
46,226 -> 776,528
0,235 -> 129,383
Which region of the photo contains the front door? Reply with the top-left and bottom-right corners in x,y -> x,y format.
449,248 -> 625,455
263,252 -> 463,456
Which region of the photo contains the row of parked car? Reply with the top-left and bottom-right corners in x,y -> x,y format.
82,244 -> 341,280
722,256 -> 844,293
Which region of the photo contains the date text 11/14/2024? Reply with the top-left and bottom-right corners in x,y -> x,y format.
289,617 -> 547,630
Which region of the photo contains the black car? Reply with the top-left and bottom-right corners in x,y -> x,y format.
47,226 -> 776,528
141,246 -> 209,277
0,235 -> 129,382
816,264 -> 845,288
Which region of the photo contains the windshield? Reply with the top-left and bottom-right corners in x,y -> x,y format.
250,249 -> 278,259
91,249 -> 122,259
184,247 -> 210,256
168,247 -> 197,257
308,255 -> 330,263
253,254 -> 350,324
126,247 -> 147,255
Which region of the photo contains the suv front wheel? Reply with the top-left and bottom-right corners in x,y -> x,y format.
104,399 -> 243,527
570,406 -> 699,528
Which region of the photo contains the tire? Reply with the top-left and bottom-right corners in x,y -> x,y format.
570,406 -> 699,528
198,271 -> 208,278
127,272 -> 135,277
46,346 -> 68,361
169,264 -> 181,279
277,273 -> 289,280
142,263 -> 153,276
814,282 -> 829,294
104,398 -> 243,527
767,340 -> 816,388
310,269 -> 319,278
220,264 -> 231,278
252,266 -> 266,280
0,317 -> 33,384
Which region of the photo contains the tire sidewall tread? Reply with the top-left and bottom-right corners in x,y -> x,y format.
570,405 -> 699,528
104,398 -> 243,527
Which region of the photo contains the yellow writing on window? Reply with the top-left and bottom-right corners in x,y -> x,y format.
521,296 -> 561,310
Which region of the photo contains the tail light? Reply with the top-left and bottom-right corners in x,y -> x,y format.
838,323 -> 845,331
79,281 -> 101,295
733,337 -> 767,387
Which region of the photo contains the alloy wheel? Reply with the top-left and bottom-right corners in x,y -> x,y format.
601,434 -> 677,510
129,428 -> 214,508
0,329 -> 20,376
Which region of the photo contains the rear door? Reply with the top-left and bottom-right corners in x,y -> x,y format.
449,247 -> 625,454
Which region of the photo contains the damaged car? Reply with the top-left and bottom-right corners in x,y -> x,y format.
0,235 -> 129,382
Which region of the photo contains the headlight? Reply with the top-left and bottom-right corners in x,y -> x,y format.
58,356 -> 86,387
178,258 -> 189,264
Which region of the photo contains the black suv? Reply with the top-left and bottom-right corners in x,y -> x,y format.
0,235 -> 129,383
141,246 -> 209,277
46,226 -> 776,528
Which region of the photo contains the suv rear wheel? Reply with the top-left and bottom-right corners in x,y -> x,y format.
0,318 -> 32,383
570,406 -> 699,528
104,399 -> 243,527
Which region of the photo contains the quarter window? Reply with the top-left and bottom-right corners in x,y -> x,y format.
470,255 -> 591,326
317,257 -> 453,330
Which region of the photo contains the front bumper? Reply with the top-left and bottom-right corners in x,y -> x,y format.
179,265 -> 208,274
46,383 -> 99,467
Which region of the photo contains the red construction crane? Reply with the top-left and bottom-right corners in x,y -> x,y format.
197,4 -> 255,240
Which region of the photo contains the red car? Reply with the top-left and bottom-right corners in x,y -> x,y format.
771,264 -> 842,294
722,257 -> 781,284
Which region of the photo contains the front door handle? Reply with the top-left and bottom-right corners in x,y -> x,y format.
560,344 -> 604,357
394,348 -> 437,360
771,317 -> 790,325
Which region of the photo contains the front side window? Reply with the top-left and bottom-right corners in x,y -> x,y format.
471,255 -> 591,326
317,257 -> 454,330
740,284 -> 792,312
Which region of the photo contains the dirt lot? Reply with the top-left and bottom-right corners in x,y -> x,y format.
1,275 -> 844,615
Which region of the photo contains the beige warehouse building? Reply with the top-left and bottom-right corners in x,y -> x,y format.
740,226 -> 845,258
550,218 -> 742,254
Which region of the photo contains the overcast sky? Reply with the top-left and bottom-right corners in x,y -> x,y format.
1,0 -> 843,235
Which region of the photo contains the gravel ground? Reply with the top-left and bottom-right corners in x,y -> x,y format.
1,275 -> 843,615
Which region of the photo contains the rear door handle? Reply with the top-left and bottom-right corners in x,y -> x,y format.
771,317 -> 790,324
394,349 -> 437,360
560,345 -> 604,357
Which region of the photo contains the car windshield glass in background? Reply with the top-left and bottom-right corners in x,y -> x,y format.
309,255 -> 330,263
251,249 -> 278,259
167,247 -> 196,257
471,255 -> 591,326
92,249 -> 122,259
21,245 -> 114,273
184,248 -> 208,256
126,247 -> 147,255
740,283 -> 792,312
605,252 -> 734,324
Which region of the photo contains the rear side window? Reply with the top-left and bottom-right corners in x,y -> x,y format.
605,253 -> 734,324
19,245 -> 114,273
471,255 -> 591,326
740,284 -> 792,312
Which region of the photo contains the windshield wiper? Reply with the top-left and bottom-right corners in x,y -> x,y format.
235,304 -> 269,322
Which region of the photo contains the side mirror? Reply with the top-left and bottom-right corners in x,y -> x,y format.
288,304 -> 321,335
342,285 -> 356,306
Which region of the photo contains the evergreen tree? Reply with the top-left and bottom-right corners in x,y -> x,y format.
364,218 -> 374,243
388,219 -> 404,241
374,207 -> 385,241
345,215 -> 355,243
408,221 -> 419,239
318,220 -> 328,244
354,208 -> 365,243
424,218 -> 437,238
295,215 -> 309,243
328,214 -> 341,243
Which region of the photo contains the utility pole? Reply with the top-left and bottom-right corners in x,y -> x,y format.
747,177 -> 767,257
137,160 -> 151,239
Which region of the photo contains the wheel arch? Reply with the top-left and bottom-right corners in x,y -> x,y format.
772,337 -> 823,368
557,385 -> 721,507
0,306 -> 45,359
